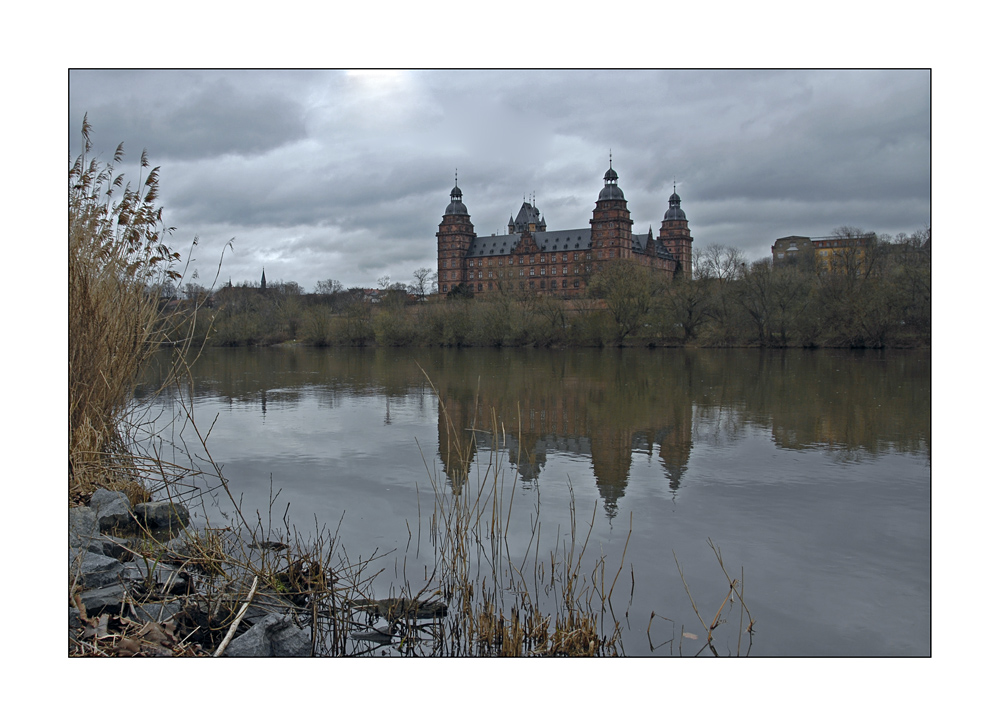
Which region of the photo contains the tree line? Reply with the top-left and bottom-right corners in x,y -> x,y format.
161,227 -> 929,349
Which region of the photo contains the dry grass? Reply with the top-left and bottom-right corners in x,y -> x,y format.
69,117 -> 207,505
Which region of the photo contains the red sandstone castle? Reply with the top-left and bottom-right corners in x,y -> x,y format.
437,160 -> 693,297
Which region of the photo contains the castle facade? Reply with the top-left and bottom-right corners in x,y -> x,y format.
437,161 -> 693,298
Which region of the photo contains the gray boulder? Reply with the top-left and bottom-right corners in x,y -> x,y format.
70,547 -> 125,589
69,506 -> 99,542
78,583 -> 126,616
134,501 -> 190,531
90,489 -> 133,531
131,600 -> 184,624
224,613 -> 312,657
98,535 -> 132,561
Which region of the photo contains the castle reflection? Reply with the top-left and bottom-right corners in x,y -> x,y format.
139,346 -> 930,520
433,350 -> 696,516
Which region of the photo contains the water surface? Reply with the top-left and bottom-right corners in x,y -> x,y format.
137,346 -> 930,656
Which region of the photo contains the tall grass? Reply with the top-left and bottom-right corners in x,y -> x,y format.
69,116 -> 190,503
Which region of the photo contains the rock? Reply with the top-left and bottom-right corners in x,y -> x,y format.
69,506 -> 99,547
90,489 -> 134,532
134,501 -> 190,531
160,527 -> 203,559
224,613 -> 312,657
348,597 -> 448,620
99,535 -> 132,561
350,626 -> 395,644
78,583 -> 126,616
131,600 -> 184,624
70,548 -> 125,589
120,560 -> 184,591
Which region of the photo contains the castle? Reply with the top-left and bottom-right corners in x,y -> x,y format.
436,160 -> 693,298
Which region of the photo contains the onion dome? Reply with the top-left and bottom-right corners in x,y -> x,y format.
445,174 -> 468,215
664,185 -> 686,221
599,154 -> 625,200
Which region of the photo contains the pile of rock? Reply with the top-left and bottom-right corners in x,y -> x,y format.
69,488 -> 311,657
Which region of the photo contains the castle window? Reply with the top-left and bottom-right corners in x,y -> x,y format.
529,281 -> 535,289
442,284 -> 448,292
478,271 -> 483,279
562,279 -> 567,288
478,283 -> 483,291
573,253 -> 579,261
563,267 -> 568,274
519,269 -> 525,277
573,280 -> 580,288
519,257 -> 525,264
598,251 -> 604,259
563,254 -> 568,262
551,266 -> 556,275
530,268 -> 535,276
530,256 -> 535,264
550,280 -> 557,289
586,253 -> 592,260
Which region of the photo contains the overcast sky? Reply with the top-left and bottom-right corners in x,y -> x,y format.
68,69 -> 929,291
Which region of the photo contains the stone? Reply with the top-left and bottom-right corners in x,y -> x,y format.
89,488 -> 134,532
224,613 -> 312,657
99,535 -> 132,561
120,560 -> 186,594
78,583 -> 126,616
69,506 -> 102,552
70,548 -> 125,590
134,501 -> 190,531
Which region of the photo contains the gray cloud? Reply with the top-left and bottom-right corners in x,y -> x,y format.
69,70 -> 930,291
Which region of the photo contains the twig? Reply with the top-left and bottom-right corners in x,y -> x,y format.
213,576 -> 259,657
673,550 -> 711,639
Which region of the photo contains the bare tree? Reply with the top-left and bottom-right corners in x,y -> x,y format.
588,259 -> 665,345
409,267 -> 434,300
314,279 -> 343,295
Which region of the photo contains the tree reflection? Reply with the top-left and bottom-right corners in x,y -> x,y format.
141,347 -> 930,518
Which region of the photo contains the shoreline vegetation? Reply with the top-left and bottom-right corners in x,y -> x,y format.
169,232 -> 929,351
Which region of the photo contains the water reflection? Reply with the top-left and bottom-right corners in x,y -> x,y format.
139,346 -> 929,520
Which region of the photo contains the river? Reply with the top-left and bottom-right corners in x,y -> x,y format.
135,346 -> 930,656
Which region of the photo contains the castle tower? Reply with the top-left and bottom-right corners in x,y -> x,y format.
658,184 -> 693,278
436,174 -> 476,295
590,155 -> 634,266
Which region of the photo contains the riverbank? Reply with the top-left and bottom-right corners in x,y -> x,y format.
170,247 -> 929,350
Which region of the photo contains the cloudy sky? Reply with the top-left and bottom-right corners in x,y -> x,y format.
68,69 -> 929,292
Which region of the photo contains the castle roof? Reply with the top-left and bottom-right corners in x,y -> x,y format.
464,228 -> 595,257
664,188 -> 686,221
445,180 -> 468,215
